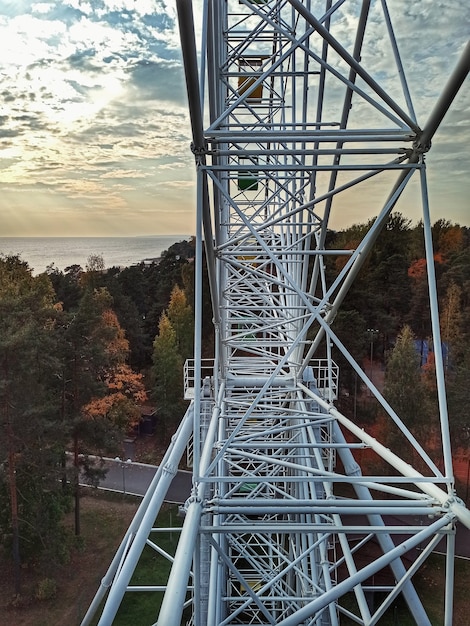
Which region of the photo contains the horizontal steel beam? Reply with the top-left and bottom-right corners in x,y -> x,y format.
209,498 -> 436,508
207,131 -> 415,142
204,163 -> 418,171
209,506 -> 441,516
200,524 -> 447,534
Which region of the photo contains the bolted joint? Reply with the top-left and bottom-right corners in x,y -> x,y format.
190,141 -> 207,165
162,462 -> 177,477
412,134 -> 432,155
401,147 -> 414,159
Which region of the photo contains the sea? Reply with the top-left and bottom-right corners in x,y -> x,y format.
0,235 -> 191,275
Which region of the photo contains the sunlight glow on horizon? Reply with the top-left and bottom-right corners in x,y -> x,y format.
0,1 -> 468,236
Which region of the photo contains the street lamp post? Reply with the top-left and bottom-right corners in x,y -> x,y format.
115,457 -> 132,495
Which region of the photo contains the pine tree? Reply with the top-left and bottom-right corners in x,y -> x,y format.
0,256 -> 67,592
440,281 -> 463,366
166,285 -> 194,361
383,325 -> 431,446
152,313 -> 185,436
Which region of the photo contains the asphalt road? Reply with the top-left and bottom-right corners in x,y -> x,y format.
80,457 -> 192,504
82,458 -> 470,559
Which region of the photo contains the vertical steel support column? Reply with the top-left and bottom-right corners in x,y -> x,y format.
191,167 -> 204,626
420,164 -> 454,485
444,531 -> 456,626
176,0 -> 220,327
193,168 -> 204,479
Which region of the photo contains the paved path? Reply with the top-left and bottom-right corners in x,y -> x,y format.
81,458 -> 470,559
79,457 -> 192,504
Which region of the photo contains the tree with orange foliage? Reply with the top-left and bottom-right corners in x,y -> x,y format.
101,307 -> 130,362
407,257 -> 427,281
432,219 -> 464,257
83,363 -> 147,433
440,226 -> 464,256
62,287 -> 147,534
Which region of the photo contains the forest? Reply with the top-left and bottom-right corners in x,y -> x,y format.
0,215 -> 469,602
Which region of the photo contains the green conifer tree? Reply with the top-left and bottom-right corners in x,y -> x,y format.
383,325 -> 431,458
152,313 -> 185,436
0,256 -> 68,592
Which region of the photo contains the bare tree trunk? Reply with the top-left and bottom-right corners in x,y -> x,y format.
3,353 -> 21,595
7,420 -> 21,595
61,371 -> 68,492
74,433 -> 81,536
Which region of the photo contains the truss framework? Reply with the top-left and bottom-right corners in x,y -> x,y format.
82,2 -> 470,625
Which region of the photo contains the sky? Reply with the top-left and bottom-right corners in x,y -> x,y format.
0,0 -> 468,237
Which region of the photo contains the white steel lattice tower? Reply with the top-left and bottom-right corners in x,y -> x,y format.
82,2 -> 470,625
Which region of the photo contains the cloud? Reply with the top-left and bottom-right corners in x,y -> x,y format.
127,59 -> 185,103
0,0 -> 467,236
99,168 -> 147,179
0,129 -> 20,138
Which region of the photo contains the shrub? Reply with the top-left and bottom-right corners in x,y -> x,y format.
35,577 -> 57,601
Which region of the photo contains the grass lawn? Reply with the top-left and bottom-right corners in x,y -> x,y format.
94,506 -> 191,625
0,490 -> 469,625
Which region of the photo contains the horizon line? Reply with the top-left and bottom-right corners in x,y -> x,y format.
0,234 -> 194,239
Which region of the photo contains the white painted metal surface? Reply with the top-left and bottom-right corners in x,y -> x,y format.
82,2 -> 469,625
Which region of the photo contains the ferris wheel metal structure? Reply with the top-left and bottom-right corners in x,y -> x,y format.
82,1 -> 470,625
